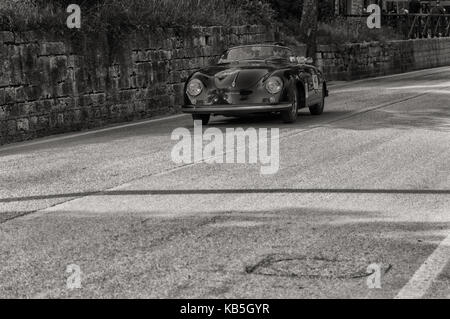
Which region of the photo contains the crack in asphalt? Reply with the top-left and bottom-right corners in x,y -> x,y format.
138,215 -> 225,250
245,254 -> 394,280
0,211 -> 34,224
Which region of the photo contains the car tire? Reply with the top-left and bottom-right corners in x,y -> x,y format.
309,87 -> 325,116
192,114 -> 210,125
281,88 -> 299,124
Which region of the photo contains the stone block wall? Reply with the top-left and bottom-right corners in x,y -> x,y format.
0,26 -> 280,145
317,37 -> 450,81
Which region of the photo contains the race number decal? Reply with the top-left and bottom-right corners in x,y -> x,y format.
312,75 -> 319,90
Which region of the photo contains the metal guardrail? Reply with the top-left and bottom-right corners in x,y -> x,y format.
345,14 -> 450,39
402,14 -> 450,38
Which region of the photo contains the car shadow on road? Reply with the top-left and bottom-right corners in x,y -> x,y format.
207,111 -> 351,129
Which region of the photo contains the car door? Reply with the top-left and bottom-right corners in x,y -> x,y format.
295,65 -> 320,107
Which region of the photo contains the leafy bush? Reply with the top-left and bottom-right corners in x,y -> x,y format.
0,0 -> 276,32
269,0 -> 303,21
0,0 -> 404,45
317,17 -> 404,44
268,0 -> 336,42
269,0 -> 335,22
0,0 -> 61,30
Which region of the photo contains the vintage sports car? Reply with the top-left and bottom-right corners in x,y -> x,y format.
182,44 -> 328,125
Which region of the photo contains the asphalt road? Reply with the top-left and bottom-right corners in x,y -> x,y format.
0,67 -> 449,299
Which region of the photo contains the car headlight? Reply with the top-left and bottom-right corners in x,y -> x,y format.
265,76 -> 283,94
187,79 -> 204,97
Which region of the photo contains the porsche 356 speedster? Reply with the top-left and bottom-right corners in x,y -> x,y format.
182,44 -> 328,125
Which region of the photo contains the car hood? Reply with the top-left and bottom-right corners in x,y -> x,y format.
193,62 -> 283,90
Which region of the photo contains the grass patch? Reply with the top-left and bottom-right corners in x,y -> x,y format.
0,0 -> 275,32
317,17 -> 404,44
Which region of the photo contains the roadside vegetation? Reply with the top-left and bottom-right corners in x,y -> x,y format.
317,17 -> 404,44
0,0 -> 275,32
269,0 -> 403,44
0,0 -> 404,44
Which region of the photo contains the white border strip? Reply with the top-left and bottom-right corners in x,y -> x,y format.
0,114 -> 187,152
395,233 -> 450,299
329,66 -> 450,89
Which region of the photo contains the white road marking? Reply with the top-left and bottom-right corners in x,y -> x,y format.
329,66 -> 450,89
395,232 -> 450,299
0,114 -> 187,153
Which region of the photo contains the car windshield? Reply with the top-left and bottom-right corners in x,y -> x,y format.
219,45 -> 293,63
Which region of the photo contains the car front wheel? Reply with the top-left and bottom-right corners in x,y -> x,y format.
309,87 -> 325,116
281,88 -> 299,124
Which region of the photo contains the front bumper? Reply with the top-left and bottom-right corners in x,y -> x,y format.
182,103 -> 292,115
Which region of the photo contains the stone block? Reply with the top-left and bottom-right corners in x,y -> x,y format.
40,42 -> 66,56
17,118 -> 29,131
